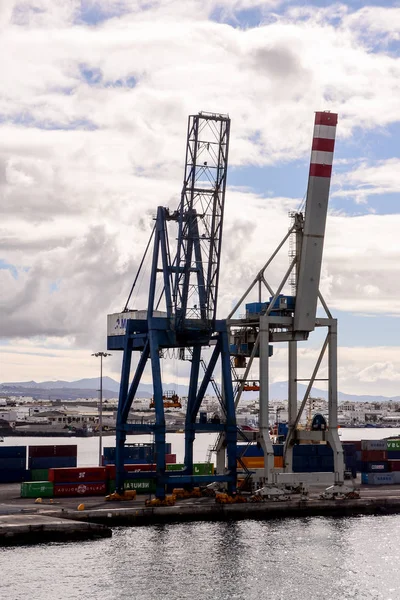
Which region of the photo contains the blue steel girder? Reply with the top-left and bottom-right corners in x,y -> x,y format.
113,113 -> 235,499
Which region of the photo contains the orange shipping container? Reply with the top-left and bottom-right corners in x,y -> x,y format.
274,456 -> 284,468
237,457 -> 264,469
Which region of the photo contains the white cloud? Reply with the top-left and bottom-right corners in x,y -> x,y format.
1,1 -> 400,391
334,158 -> 400,203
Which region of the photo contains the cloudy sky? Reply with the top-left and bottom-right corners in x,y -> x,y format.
1,0 -> 400,397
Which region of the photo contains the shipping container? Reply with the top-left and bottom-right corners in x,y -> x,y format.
361,461 -> 388,473
0,469 -> 28,483
236,444 -> 263,458
193,463 -> 214,475
342,443 -> 357,456
343,440 -> 362,451
387,439 -> 400,452
361,440 -> 387,451
28,445 -> 77,458
0,446 -> 27,459
361,450 -> 387,462
108,479 -> 156,494
274,456 -> 284,468
104,443 -> 171,460
165,463 -> 214,475
0,457 -> 26,470
28,456 -> 77,470
48,467 -> 108,484
294,444 -> 317,456
388,460 -> 400,472
165,454 -> 176,464
387,450 -> 400,459
53,482 -> 107,497
392,471 -> 400,484
166,463 -> 184,472
273,444 -> 284,457
30,469 -> 49,481
106,464 -> 156,479
361,472 -> 394,485
20,481 -> 54,498
237,457 -> 264,469
315,444 -> 333,457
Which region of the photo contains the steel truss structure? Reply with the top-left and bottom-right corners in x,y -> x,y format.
108,113 -> 237,498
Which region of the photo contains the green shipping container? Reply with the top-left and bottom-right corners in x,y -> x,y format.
387,439 -> 400,451
31,469 -> 49,481
108,479 -> 156,494
194,463 -> 214,475
166,463 -> 184,471
21,481 -> 54,498
166,463 -> 214,475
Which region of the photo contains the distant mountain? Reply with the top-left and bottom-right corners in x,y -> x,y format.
0,377 -> 121,393
1,377 -> 398,404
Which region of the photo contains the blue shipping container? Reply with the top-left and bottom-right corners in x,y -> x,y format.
362,473 -> 394,485
387,450 -> 400,460
0,446 -> 26,459
315,445 -> 333,457
293,445 -> 317,456
0,469 -> 28,483
236,444 -> 264,458
104,443 -> 169,461
342,444 -> 356,456
273,444 -> 284,457
28,456 -> 77,469
0,457 -> 26,469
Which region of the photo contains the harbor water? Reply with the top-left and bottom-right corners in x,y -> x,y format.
1,514 -> 400,599
1,429 -> 400,599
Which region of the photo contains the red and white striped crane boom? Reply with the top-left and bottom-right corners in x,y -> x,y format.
294,111 -> 338,332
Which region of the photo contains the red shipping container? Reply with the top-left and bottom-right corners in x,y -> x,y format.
29,445 -> 77,458
48,467 -> 107,483
105,464 -> 156,479
53,482 -> 107,497
388,460 -> 400,472
166,454 -> 176,464
361,450 -> 387,462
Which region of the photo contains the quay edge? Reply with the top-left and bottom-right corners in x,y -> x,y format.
0,513 -> 112,546
55,494 -> 400,527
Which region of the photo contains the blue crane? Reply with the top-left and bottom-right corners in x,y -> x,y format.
107,112 -> 237,498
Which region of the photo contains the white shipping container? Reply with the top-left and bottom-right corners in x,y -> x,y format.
107,310 -> 168,336
368,473 -> 394,485
361,440 -> 387,451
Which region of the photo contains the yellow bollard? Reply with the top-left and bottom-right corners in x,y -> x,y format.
77,503 -> 85,511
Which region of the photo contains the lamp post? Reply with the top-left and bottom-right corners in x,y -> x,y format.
92,351 -> 112,466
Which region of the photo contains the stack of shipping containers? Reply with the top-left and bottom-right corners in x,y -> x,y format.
0,446 -> 27,483
28,445 -> 77,481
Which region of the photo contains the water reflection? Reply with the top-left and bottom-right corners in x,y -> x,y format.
1,515 -> 400,600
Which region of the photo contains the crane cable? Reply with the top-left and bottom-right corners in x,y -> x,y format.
123,223 -> 156,311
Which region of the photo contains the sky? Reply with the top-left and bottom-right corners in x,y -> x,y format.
1,0 -> 400,397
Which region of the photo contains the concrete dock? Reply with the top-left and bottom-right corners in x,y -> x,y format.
2,480 -> 400,544
0,513 -> 112,545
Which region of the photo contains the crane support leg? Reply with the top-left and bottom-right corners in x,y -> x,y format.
149,329 -> 167,498
327,319 -> 344,483
184,345 -> 202,476
115,321 -> 133,494
285,340 -> 297,471
221,328 -> 237,495
258,315 -> 274,483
